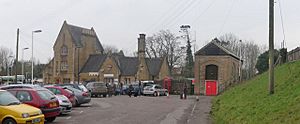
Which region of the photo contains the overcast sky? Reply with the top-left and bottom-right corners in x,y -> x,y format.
0,0 -> 299,63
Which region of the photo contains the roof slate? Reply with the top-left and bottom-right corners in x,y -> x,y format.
146,58 -> 162,76
80,54 -> 164,76
66,23 -> 104,52
118,57 -> 139,76
195,41 -> 240,60
80,54 -> 107,73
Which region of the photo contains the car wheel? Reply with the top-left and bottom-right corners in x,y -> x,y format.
46,117 -> 56,122
103,94 -> 107,97
154,92 -> 158,97
3,118 -> 17,124
75,99 -> 81,107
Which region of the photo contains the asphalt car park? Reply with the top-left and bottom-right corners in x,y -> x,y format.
48,95 -> 203,124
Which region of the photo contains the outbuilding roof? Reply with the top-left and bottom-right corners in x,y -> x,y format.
195,40 -> 240,60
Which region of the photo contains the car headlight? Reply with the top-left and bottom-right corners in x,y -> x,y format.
22,113 -> 30,118
38,110 -> 43,115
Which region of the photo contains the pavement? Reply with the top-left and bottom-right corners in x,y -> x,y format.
49,95 -> 212,124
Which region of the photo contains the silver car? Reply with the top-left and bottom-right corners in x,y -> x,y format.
55,95 -> 72,114
143,84 -> 168,96
62,86 -> 91,107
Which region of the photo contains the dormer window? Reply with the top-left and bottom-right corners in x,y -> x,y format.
61,45 -> 68,56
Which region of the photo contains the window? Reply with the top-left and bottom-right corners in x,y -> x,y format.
107,65 -> 112,71
16,91 -> 32,102
48,88 -> 61,95
205,64 -> 218,80
61,46 -> 68,55
0,91 -> 20,106
60,61 -> 68,71
37,90 -> 55,100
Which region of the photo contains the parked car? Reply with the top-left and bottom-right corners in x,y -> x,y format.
5,88 -> 61,122
62,86 -> 91,107
56,83 -> 88,92
55,95 -> 72,114
86,82 -> 108,97
44,86 -> 75,106
0,90 -> 45,124
0,84 -> 42,90
143,84 -> 168,96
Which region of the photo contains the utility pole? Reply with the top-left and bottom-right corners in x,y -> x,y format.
239,40 -> 242,82
77,47 -> 80,84
269,0 -> 275,95
15,29 -> 20,83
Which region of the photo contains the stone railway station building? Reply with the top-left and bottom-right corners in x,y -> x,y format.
43,21 -> 170,84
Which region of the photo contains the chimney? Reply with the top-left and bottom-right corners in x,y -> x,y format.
138,34 -> 146,59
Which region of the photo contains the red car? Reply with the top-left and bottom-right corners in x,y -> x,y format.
5,88 -> 61,122
44,86 -> 75,106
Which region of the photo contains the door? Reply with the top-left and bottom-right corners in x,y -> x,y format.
205,80 -> 217,96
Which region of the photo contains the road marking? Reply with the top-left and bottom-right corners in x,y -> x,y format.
191,102 -> 197,116
66,116 -> 72,120
187,102 -> 198,124
80,111 -> 83,114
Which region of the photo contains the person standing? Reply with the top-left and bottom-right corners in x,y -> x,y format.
120,82 -> 123,95
183,83 -> 187,99
128,84 -> 133,97
138,80 -> 142,96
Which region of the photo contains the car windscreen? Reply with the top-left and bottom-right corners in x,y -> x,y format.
79,84 -> 88,92
0,91 -> 20,106
64,88 -> 74,94
37,90 -> 55,100
94,83 -> 106,87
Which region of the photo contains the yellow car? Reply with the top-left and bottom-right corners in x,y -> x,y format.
0,90 -> 45,124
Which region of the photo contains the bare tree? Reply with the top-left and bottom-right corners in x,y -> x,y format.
0,46 -> 14,75
218,33 -> 261,80
145,30 -> 186,75
103,44 -> 119,54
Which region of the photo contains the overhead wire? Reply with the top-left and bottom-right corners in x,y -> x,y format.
167,0 -> 202,29
191,0 -> 218,29
144,0 -> 185,33
278,0 -> 286,48
147,0 -> 197,33
217,0 -> 237,36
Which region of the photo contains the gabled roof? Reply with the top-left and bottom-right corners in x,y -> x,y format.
62,21 -> 104,52
80,54 -> 165,76
118,57 -> 139,76
195,40 -> 240,60
146,58 -> 162,76
80,54 -> 107,73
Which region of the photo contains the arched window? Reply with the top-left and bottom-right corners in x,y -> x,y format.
61,45 -> 68,55
205,64 -> 218,80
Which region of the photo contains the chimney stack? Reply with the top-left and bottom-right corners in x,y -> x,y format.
138,34 -> 146,59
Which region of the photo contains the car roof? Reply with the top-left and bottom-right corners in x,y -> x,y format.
44,85 -> 62,88
0,84 -> 48,91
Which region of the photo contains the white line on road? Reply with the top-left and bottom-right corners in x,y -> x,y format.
190,102 -> 197,116
187,102 -> 198,124
66,116 -> 72,120
80,111 -> 83,114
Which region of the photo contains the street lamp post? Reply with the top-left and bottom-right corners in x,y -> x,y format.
7,56 -> 14,76
31,30 -> 42,84
22,47 -> 29,82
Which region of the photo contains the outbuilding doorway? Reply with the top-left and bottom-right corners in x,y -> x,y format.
205,64 -> 218,95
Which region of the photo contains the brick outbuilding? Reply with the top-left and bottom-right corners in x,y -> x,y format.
194,40 -> 241,95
